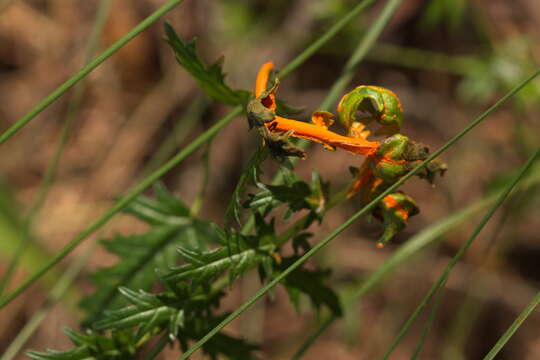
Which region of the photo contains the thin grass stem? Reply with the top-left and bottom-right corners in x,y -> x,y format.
0,107 -> 241,309
409,278 -> 447,360
291,315 -> 334,360
0,241 -> 97,360
482,291 -> 540,360
0,0 -> 112,296
0,0 -> 185,145
177,68 -> 540,359
380,144 -> 540,359
139,97 -> 208,178
277,0 -> 376,78
0,0 -> 382,308
241,0 -> 403,235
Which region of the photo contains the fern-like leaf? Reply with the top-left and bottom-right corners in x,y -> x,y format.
164,23 -> 250,106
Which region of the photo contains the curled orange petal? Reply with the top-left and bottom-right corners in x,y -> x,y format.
255,62 -> 275,98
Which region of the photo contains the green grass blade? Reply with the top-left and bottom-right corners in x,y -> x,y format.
319,0 -> 403,111
0,107 -> 242,309
0,0 -> 384,308
277,0 -> 375,78
482,291 -> 540,360
241,0 -> 403,235
380,144 -> 540,360
0,242 -> 96,360
291,315 -> 334,360
410,278 -> 446,360
0,0 -> 185,145
177,68 -> 540,359
139,96 -> 208,178
0,0 -> 113,297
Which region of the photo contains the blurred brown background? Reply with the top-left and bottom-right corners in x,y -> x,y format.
1,0 -> 540,359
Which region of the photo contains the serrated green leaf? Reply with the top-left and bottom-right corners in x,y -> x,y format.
280,259 -> 342,316
122,183 -> 191,226
164,23 -> 250,106
225,145 -> 268,226
81,185 -> 218,323
163,247 -> 263,285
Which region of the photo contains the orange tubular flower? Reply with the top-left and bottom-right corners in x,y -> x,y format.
254,62 -> 380,157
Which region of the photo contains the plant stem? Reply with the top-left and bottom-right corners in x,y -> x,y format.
319,0 -> 404,111
409,278 -> 447,360
0,0 -> 113,298
190,139 -> 213,216
380,144 -> 540,359
241,0 -> 403,235
139,96 -> 208,178
277,0 -> 376,78
177,68 -> 540,359
0,107 -> 242,309
482,291 -> 540,360
0,0 -> 186,145
143,333 -> 170,360
0,0 -> 383,308
1,241 -> 97,360
291,315 -> 334,360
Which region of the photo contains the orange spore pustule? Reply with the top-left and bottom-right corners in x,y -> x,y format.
255,62 -> 274,97
268,117 -> 379,156
254,62 -> 380,157
382,195 -> 409,220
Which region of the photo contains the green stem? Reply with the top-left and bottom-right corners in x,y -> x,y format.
0,0 -> 185,145
139,96 -> 208,178
482,291 -> 540,360
177,68 -> 540,359
190,139 -> 214,216
410,278 -> 447,360
368,43 -> 477,75
380,144 -> 540,360
319,0 -> 404,111
85,224 -> 183,323
241,0 -> 401,235
143,333 -> 170,360
0,0 -> 113,297
1,241 -> 97,360
291,315 -> 334,360
0,0 -> 382,308
0,107 -> 242,309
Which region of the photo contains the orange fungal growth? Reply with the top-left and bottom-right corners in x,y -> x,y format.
255,61 -> 274,97
253,62 -> 380,157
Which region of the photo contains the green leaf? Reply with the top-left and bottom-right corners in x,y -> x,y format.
245,170 -> 329,221
80,185 -> 218,322
280,258 -> 342,316
27,328 -> 136,360
164,23 -> 250,106
122,183 -> 191,226
163,246 -> 264,286
225,145 -> 268,226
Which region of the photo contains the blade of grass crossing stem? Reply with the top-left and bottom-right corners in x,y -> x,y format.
293,164 -> 540,359
291,315 -> 334,360
0,0 -> 381,308
0,0 -> 112,297
0,0 -> 185,145
1,242 -> 97,360
277,0 -> 375,78
178,69 -> 540,359
241,0 -> 404,235
0,107 -> 240,309
319,0 -> 403,111
409,278 -> 447,360
482,291 -> 540,360
380,144 -> 540,360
